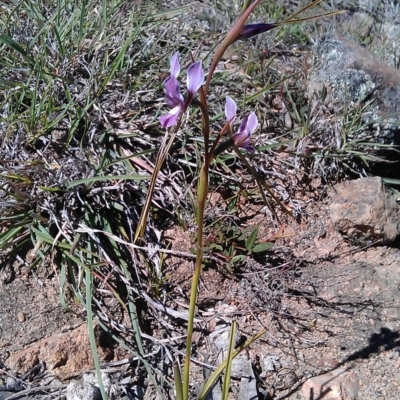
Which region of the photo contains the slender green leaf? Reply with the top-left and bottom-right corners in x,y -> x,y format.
245,226 -> 258,252
221,321 -> 237,400
197,329 -> 266,400
174,363 -> 184,400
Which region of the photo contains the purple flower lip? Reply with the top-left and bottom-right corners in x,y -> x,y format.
232,112 -> 257,153
159,52 -> 204,129
238,23 -> 277,40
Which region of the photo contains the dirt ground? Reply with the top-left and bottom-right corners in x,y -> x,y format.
2,192 -> 399,399
162,192 -> 400,399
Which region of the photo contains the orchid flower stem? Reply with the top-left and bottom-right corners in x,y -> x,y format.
204,0 -> 262,95
195,90 -> 210,157
182,83 -> 211,399
209,121 -> 231,158
183,162 -> 208,399
204,0 -> 343,95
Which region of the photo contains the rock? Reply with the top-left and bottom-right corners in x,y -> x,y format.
308,34 -> 400,145
66,380 -> 101,400
302,368 -> 359,400
231,354 -> 253,380
345,12 -> 374,40
207,325 -> 258,399
328,177 -> 400,243
0,276 -> 83,364
5,324 -> 112,374
209,327 -> 231,352
82,372 -> 112,394
237,356 -> 257,400
312,357 -> 340,372
333,0 -> 399,23
263,355 -> 281,372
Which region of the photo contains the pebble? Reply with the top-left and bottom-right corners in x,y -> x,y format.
66,381 -> 101,400
17,312 -> 25,322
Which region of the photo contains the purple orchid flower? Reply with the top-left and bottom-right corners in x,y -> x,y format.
214,96 -> 257,156
159,52 -> 204,129
225,96 -> 257,153
238,23 -> 277,40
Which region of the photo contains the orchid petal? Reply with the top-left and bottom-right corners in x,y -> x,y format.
232,112 -> 258,153
232,130 -> 250,146
225,96 -> 237,126
246,112 -> 258,134
186,61 -> 204,96
170,52 -> 180,77
163,75 -> 184,108
232,130 -> 255,153
159,105 -> 182,129
238,112 -> 258,136
239,141 -> 255,153
239,23 -> 277,40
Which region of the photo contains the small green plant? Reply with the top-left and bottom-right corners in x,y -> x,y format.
204,222 -> 274,269
135,1 -> 343,398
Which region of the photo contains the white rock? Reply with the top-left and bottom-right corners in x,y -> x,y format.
66,381 -> 101,400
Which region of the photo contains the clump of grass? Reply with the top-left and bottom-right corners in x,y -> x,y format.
0,0 -> 186,397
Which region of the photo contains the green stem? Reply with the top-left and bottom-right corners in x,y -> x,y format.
183,164 -> 209,399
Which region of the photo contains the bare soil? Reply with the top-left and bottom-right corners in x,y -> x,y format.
161,187 -> 400,399
1,160 -> 400,397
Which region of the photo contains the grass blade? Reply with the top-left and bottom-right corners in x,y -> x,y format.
221,321 -> 237,400
197,329 -> 266,400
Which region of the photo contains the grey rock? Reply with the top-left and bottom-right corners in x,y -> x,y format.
83,372 -> 111,392
263,355 -> 281,372
308,34 -> 400,145
203,380 -> 222,400
66,381 -> 101,400
345,12 -> 374,40
231,354 -> 253,379
202,362 -> 222,400
334,0 -> 400,23
237,356 -> 257,400
209,327 -> 231,352
328,176 -> 400,243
